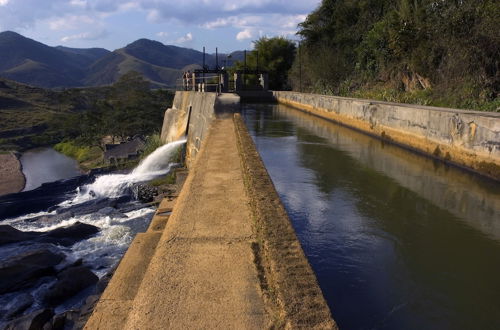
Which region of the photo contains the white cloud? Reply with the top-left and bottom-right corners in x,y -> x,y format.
175,32 -> 193,44
0,0 -> 319,48
236,28 -> 253,41
156,31 -> 169,37
49,15 -> 96,30
61,30 -> 107,42
69,0 -> 87,8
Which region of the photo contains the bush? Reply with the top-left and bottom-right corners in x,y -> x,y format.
54,141 -> 98,163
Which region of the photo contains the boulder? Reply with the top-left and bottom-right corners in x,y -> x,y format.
38,222 -> 99,247
2,293 -> 34,320
3,309 -> 53,330
0,221 -> 98,247
43,266 -> 98,306
58,196 -> 131,216
33,212 -> 75,225
49,310 -> 80,330
94,207 -> 128,219
0,225 -> 38,245
0,249 -> 64,294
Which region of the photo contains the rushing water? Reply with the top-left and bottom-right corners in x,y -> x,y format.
20,148 -> 82,191
0,139 -> 185,322
242,104 -> 500,330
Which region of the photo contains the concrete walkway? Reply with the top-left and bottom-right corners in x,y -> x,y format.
122,118 -> 268,329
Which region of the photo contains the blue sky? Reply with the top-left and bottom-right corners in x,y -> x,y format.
0,0 -> 320,53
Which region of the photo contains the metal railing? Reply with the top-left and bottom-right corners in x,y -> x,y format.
176,74 -> 224,94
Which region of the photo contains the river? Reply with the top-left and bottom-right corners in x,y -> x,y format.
20,148 -> 82,191
0,140 -> 185,326
242,103 -> 500,330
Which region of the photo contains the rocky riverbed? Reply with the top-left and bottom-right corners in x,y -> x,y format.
0,139 -> 186,329
0,153 -> 25,196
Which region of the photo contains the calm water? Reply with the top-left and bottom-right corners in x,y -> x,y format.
243,104 -> 500,330
20,148 -> 81,191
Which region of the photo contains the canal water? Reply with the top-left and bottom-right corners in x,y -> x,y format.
242,103 -> 500,330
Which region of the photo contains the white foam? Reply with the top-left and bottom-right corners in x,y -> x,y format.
64,138 -> 186,203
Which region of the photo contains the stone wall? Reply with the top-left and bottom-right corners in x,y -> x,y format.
160,91 -> 240,167
273,91 -> 500,180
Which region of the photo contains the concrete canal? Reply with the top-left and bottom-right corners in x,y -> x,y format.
242,103 -> 500,330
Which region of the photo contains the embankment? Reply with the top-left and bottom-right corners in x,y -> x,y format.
0,152 -> 25,196
273,91 -> 500,180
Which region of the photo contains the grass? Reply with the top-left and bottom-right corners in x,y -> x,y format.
54,140 -> 103,170
344,85 -> 500,112
140,133 -> 162,159
149,171 -> 176,187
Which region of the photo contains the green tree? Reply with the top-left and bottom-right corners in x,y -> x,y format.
234,37 -> 296,90
291,0 -> 499,110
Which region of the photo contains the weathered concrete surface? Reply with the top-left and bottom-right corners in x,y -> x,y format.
234,114 -> 337,329
0,152 -> 25,196
274,91 -> 500,180
124,118 -> 269,329
84,232 -> 162,329
160,92 -> 239,167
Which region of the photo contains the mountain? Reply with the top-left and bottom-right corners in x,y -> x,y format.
83,39 -> 215,88
0,31 -> 110,88
55,46 -> 110,67
0,32 -> 245,89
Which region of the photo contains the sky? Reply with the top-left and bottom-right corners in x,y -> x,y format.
0,0 -> 321,53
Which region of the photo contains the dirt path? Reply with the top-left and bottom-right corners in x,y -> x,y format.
0,153 -> 25,196
123,118 -> 269,329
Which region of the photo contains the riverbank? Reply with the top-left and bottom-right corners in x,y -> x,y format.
0,152 -> 25,196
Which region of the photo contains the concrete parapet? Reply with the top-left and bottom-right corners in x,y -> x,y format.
233,113 -> 337,329
161,91 -> 240,167
273,91 -> 500,180
84,232 -> 162,329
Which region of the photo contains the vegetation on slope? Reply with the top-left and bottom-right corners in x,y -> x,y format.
0,73 -> 174,163
232,37 -> 296,90
288,0 -> 499,111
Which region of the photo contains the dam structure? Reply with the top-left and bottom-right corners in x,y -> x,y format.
86,90 -> 500,329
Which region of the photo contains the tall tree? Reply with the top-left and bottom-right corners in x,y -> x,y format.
235,37 -> 296,90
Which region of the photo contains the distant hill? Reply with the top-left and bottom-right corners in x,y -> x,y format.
0,31 -> 110,88
0,31 -> 245,89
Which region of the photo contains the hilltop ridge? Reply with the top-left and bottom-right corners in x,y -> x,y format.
0,31 -> 243,88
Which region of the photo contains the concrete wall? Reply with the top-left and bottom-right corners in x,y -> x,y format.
160,91 -> 240,167
273,91 -> 500,180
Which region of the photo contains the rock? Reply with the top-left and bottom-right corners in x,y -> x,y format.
95,207 -> 128,219
0,225 -> 38,245
58,196 -> 131,216
49,310 -> 80,330
135,184 -> 158,203
0,249 -> 64,294
0,221 -> 97,247
35,212 -> 75,225
3,308 -> 53,330
43,266 -> 98,306
37,222 -> 99,247
3,293 -> 34,319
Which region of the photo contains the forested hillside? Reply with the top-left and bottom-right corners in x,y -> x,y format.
290,0 -> 499,110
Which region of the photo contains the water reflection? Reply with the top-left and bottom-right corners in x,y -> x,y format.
243,104 -> 500,330
21,148 -> 82,191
